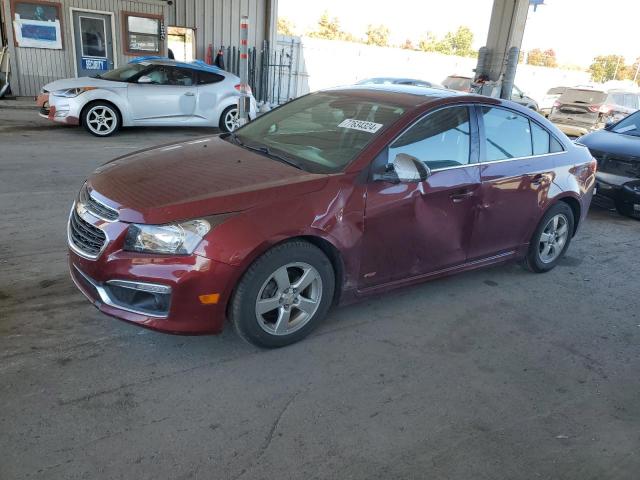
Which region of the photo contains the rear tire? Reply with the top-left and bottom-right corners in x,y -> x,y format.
219,105 -> 239,133
82,101 -> 121,137
524,202 -> 574,273
230,241 -> 335,348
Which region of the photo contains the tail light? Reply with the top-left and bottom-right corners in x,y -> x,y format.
589,157 -> 597,174
588,104 -> 614,114
234,83 -> 252,95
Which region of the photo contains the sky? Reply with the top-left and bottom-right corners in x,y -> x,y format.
278,0 -> 640,68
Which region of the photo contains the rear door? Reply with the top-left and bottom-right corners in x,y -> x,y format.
550,89 -> 607,128
127,65 -> 197,123
196,70 -> 228,124
360,105 -> 481,288
468,106 -> 562,260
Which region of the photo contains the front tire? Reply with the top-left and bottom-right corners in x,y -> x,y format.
524,202 -> 574,273
82,101 -> 121,137
219,105 -> 239,133
230,241 -> 335,348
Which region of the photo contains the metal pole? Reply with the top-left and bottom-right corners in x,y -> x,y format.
634,61 -> 640,83
238,15 -> 250,127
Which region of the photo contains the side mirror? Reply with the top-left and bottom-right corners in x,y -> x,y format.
137,75 -> 153,84
374,153 -> 430,183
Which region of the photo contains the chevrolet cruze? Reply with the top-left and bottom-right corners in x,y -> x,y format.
68,85 -> 596,347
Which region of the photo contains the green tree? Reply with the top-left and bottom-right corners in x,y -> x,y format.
589,55 -> 627,82
418,27 -> 476,57
365,24 -> 390,47
277,17 -> 296,36
308,11 -> 351,41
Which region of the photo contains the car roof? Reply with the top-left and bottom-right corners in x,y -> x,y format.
323,84 -> 465,106
128,56 -> 228,76
361,77 -> 431,84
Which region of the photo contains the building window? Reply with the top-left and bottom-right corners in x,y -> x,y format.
122,11 -> 162,55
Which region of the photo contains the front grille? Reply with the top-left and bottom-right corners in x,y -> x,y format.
69,208 -> 107,257
592,150 -> 640,178
79,186 -> 118,221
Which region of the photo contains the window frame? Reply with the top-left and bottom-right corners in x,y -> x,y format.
121,10 -> 163,56
476,104 -> 565,164
374,104 -> 480,177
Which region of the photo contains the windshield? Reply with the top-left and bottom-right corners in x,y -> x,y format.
98,63 -> 148,81
558,89 -> 607,105
230,92 -> 407,173
444,77 -> 471,91
546,87 -> 566,95
611,111 -> 640,137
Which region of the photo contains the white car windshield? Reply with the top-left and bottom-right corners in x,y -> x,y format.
97,63 -> 149,82
230,92 -> 407,173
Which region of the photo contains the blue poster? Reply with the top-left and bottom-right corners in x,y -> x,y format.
21,23 -> 56,41
81,58 -> 108,71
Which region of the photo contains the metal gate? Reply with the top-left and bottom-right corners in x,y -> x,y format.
219,40 -> 296,105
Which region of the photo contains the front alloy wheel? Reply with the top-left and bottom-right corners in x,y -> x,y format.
230,241 -> 335,348
255,262 -> 323,336
82,102 -> 120,137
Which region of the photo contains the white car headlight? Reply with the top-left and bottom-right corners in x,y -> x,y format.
52,87 -> 95,98
124,220 -> 211,255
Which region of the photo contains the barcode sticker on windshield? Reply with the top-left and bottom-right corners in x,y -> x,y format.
338,119 -> 383,133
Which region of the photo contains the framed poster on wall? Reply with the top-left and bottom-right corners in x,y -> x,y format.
11,1 -> 63,49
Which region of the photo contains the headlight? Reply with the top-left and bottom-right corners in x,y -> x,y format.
124,219 -> 211,255
52,87 -> 95,98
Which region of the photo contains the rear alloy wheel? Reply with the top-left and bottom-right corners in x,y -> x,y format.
219,105 -> 239,133
82,102 -> 120,137
230,241 -> 335,348
524,202 -> 574,273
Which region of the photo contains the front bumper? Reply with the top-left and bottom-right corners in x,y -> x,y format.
68,203 -> 239,334
553,123 -> 602,137
43,94 -> 81,125
595,173 -> 640,209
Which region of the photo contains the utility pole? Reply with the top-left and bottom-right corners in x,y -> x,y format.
612,56 -> 621,81
237,15 -> 251,128
633,59 -> 640,83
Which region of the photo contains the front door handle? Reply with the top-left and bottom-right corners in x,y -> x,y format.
184,92 -> 195,96
449,190 -> 474,203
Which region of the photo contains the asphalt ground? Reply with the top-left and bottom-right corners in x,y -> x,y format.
1,109 -> 639,479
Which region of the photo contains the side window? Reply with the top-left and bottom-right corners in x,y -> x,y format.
197,71 -> 225,85
623,94 -> 638,110
531,122 -> 550,155
166,67 -> 195,86
142,66 -> 170,85
550,137 -> 564,153
481,107 -> 532,160
388,106 -> 471,170
610,93 -> 625,107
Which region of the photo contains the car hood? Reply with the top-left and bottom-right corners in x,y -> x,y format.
87,136 -> 329,224
43,76 -> 127,92
579,129 -> 640,159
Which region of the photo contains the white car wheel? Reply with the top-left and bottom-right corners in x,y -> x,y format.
82,103 -> 120,137
220,106 -> 239,133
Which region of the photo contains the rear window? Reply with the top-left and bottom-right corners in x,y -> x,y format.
444,76 -> 471,91
558,89 -> 607,105
546,87 -> 566,95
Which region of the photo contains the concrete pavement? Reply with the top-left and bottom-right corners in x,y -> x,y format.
1,109 -> 639,479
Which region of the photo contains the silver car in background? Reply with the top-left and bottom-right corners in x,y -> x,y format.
38,58 -> 257,136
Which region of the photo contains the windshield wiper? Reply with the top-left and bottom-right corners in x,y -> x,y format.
227,132 -> 245,146
243,143 -> 303,170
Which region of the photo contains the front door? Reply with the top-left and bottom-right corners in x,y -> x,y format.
72,11 -> 114,77
359,106 -> 481,288
127,65 -> 198,123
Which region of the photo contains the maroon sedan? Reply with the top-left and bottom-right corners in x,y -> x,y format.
68,85 -> 596,347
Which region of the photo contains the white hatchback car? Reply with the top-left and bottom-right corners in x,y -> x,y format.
37,58 -> 257,136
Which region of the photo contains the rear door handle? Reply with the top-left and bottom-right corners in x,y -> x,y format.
449,191 -> 474,203
184,92 -> 195,96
